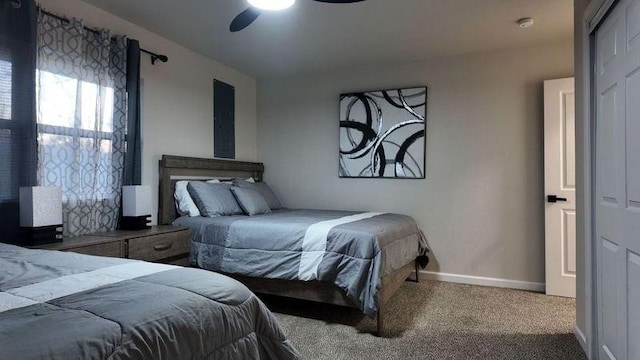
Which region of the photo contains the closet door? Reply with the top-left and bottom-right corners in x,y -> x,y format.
594,0 -> 640,358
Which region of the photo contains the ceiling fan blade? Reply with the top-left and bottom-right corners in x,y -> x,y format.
312,0 -> 366,3
230,7 -> 262,32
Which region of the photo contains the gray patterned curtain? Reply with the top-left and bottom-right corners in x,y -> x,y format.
36,12 -> 127,236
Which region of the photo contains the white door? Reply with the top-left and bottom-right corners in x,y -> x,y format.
595,0 -> 640,358
544,78 -> 576,298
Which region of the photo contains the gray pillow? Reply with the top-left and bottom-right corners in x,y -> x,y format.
187,182 -> 243,217
230,187 -> 271,216
232,180 -> 282,210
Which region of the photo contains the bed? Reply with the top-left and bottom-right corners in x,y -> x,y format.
0,243 -> 301,359
159,155 -> 428,336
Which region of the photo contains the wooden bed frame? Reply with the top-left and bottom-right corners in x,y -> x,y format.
158,154 -> 418,336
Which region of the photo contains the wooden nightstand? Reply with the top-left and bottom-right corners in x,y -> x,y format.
32,226 -> 192,266
100,226 -> 192,265
33,234 -> 124,257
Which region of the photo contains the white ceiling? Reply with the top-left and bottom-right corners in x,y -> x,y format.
82,0 -> 574,79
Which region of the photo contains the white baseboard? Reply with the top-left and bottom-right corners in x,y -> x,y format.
573,325 -> 589,358
419,270 -> 546,292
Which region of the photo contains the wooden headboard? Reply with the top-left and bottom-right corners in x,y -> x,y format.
158,155 -> 264,225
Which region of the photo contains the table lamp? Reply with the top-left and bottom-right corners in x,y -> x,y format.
120,185 -> 152,230
20,186 -> 63,245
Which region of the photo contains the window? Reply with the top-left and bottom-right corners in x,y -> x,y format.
0,59 -> 13,200
37,70 -> 114,131
0,54 -> 35,203
0,59 -> 11,120
36,70 -> 117,199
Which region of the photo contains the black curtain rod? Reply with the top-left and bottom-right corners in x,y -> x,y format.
38,8 -> 168,65
140,49 -> 168,65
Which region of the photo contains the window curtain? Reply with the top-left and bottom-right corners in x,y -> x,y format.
124,39 -> 141,186
0,0 -> 38,244
36,12 -> 128,236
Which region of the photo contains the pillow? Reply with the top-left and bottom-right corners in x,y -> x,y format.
174,179 -> 221,217
174,181 -> 201,217
232,179 -> 282,210
187,182 -> 243,217
230,187 -> 271,216
221,177 -> 254,185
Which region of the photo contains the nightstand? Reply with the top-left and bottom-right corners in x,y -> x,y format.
32,226 -> 192,266
100,226 -> 192,265
33,234 -> 124,257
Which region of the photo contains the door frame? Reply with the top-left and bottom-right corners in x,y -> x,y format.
579,0 -> 619,358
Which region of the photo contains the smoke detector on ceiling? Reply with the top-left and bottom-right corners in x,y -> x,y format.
517,18 -> 534,29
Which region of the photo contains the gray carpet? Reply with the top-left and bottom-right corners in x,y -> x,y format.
261,279 -> 587,360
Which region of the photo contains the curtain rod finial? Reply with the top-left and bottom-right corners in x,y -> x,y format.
140,49 -> 168,65
151,54 -> 168,65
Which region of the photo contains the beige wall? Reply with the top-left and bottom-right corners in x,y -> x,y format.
258,41 -> 574,284
37,0 -> 258,224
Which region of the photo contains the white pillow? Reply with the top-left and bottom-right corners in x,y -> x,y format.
221,177 -> 254,184
174,179 -> 221,217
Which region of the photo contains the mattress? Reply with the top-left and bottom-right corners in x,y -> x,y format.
0,243 -> 301,360
174,209 -> 427,317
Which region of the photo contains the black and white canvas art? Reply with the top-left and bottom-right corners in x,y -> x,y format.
339,87 -> 426,178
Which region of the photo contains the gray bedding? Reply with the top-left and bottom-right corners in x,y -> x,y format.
174,209 -> 426,317
0,243 -> 301,360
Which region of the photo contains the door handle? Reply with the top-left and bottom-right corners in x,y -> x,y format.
547,195 -> 568,203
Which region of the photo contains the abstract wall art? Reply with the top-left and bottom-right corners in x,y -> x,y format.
339,87 -> 427,178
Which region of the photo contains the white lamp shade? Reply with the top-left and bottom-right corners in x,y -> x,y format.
123,185 -> 152,217
20,186 -> 63,227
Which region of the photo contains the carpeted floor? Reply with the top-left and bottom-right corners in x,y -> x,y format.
261,279 -> 587,360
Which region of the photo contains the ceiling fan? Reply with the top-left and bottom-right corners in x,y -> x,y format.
230,0 -> 366,33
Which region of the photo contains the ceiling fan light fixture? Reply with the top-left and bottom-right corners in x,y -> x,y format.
247,0 -> 296,11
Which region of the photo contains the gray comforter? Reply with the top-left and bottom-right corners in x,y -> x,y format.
0,243 -> 301,360
175,209 -> 426,317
